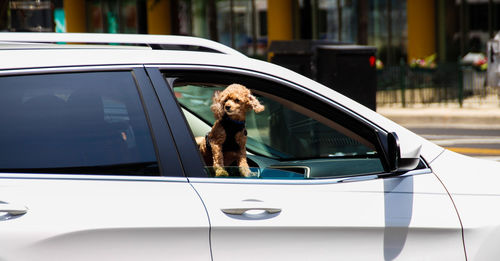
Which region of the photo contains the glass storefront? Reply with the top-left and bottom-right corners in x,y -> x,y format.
86,0 -> 146,34
2,0 -> 500,64
215,0 -> 267,56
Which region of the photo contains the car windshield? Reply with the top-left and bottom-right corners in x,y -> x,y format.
175,84 -> 378,161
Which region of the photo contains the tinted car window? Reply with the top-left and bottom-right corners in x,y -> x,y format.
0,71 -> 159,175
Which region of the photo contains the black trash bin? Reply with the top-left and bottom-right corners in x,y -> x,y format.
270,41 -> 377,111
9,1 -> 54,32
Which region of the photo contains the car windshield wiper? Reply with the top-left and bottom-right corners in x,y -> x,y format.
0,161 -> 159,176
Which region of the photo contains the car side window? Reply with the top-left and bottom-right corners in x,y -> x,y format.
169,72 -> 385,180
0,71 -> 159,176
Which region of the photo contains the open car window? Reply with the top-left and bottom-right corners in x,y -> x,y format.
171,74 -> 385,180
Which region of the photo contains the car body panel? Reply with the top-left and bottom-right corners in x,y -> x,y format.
189,171 -> 465,261
430,150 -> 500,261
0,175 -> 211,261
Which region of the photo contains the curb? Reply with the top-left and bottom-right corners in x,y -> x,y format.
377,107 -> 500,128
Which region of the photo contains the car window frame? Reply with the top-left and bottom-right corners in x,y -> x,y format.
146,67 -> 208,178
148,65 -> 430,182
0,66 -> 185,178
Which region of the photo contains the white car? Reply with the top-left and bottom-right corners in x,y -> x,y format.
0,32 -> 499,261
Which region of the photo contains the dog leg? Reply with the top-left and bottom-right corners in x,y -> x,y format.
238,154 -> 259,178
238,158 -> 252,177
211,143 -> 229,177
236,132 -> 257,177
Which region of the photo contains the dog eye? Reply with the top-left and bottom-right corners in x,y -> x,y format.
234,98 -> 240,103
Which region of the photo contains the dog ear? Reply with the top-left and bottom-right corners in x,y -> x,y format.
210,90 -> 225,119
247,93 -> 265,113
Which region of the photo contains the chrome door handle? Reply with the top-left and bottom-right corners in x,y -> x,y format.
0,203 -> 28,216
221,207 -> 281,215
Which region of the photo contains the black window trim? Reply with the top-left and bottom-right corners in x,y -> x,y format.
133,67 -> 185,177
145,67 -> 207,178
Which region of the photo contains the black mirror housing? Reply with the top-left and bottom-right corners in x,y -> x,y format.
382,132 -> 421,174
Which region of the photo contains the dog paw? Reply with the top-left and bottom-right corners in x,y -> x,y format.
215,168 -> 229,177
240,167 -> 259,178
246,171 -> 259,178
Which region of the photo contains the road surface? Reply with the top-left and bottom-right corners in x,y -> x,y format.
409,127 -> 500,161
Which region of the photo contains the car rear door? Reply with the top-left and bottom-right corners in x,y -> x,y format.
149,66 -> 465,261
0,67 -> 210,261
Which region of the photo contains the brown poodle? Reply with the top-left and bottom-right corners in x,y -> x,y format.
196,84 -> 264,177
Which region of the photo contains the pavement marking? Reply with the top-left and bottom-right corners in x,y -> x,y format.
474,156 -> 500,161
423,136 -> 500,146
445,147 -> 500,155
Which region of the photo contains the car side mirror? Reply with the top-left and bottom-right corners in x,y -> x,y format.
387,132 -> 421,173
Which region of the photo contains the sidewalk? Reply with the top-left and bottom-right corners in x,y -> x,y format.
377,104 -> 500,129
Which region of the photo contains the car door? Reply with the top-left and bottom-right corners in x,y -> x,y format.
148,66 -> 465,261
0,68 -> 210,261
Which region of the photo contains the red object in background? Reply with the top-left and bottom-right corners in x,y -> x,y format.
369,56 -> 376,67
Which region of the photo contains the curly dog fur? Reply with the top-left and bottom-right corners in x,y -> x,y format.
196,84 -> 264,177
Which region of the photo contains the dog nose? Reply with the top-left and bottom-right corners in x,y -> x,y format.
225,105 -> 231,111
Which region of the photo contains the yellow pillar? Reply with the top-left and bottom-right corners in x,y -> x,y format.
407,0 -> 435,62
267,0 -> 293,60
63,0 -> 86,32
267,0 -> 293,44
147,0 -> 171,35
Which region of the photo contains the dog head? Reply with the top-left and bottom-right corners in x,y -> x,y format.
211,84 -> 265,121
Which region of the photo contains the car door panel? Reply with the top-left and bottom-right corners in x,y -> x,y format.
152,67 -> 465,260
0,176 -> 210,261
190,172 -> 464,260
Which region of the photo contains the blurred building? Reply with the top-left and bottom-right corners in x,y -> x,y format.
0,0 -> 499,64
